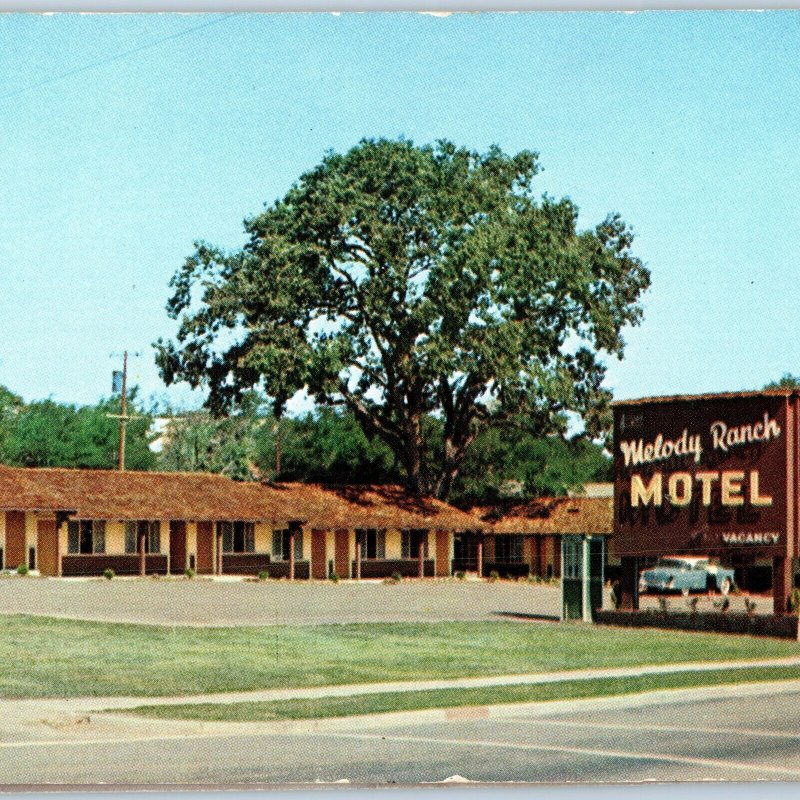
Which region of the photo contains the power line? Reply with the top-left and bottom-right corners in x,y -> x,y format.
0,13 -> 239,104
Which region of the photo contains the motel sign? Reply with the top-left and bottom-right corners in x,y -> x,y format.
612,391 -> 799,615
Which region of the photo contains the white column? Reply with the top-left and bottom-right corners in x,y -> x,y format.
582,535 -> 592,623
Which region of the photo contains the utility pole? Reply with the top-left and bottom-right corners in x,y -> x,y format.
118,351 -> 128,471
107,351 -> 140,471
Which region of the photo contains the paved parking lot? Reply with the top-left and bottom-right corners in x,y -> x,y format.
0,576 -> 561,626
0,576 -> 774,626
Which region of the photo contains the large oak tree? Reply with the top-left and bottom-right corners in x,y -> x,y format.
155,138 -> 649,497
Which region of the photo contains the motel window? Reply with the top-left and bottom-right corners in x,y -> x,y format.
67,520 -> 106,554
494,535 -> 524,564
357,529 -> 386,560
272,529 -> 303,561
401,530 -> 428,559
219,522 -> 255,553
123,521 -> 161,554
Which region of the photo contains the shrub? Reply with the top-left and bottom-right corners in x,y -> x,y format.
103,568 -> 115,581
713,596 -> 731,613
184,567 -> 195,579
16,564 -> 28,576
329,572 -> 340,583
391,571 -> 403,583
258,571 -> 269,582
788,587 -> 800,614
744,597 -> 758,616
488,570 -> 500,582
686,596 -> 699,614
455,571 -> 466,580
657,597 -> 669,614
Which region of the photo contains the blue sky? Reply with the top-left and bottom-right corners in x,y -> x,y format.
1,12 -> 798,412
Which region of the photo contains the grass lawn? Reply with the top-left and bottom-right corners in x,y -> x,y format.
1,614 -> 799,699
124,666 -> 800,722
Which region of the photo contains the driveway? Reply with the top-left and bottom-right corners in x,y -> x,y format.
0,576 -> 561,626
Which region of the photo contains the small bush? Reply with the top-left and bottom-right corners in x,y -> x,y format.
455,571 -> 466,580
391,571 -> 403,583
184,567 -> 195,579
329,572 -> 340,583
686,596 -> 699,614
103,568 -> 115,581
258,571 -> 269,582
16,564 -> 28,576
713,596 -> 731,613
657,597 -> 669,614
744,597 -> 758,616
788,587 -> 800,613
488,570 -> 500,582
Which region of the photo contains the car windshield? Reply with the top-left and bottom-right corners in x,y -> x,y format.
654,559 -> 689,570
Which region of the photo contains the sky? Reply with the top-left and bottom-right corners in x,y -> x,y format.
1,12 -> 799,413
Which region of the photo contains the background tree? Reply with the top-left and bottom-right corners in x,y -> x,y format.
2,390 -> 155,470
764,374 -> 800,389
449,424 -> 611,506
156,138 -> 649,497
0,386 -> 24,461
255,407 -> 400,484
157,390 -> 263,480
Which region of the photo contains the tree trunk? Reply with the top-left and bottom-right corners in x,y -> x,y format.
400,415 -> 428,496
434,468 -> 459,501
402,442 -> 425,495
433,434 -> 473,500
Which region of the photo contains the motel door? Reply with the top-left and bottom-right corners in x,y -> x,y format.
561,535 -> 605,622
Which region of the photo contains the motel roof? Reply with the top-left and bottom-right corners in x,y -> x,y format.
0,467 -> 74,513
0,466 -> 486,530
277,483 -> 487,532
0,466 -> 289,521
472,496 -> 612,535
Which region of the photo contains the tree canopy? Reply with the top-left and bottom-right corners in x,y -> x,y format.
156,138 -> 648,497
764,374 -> 800,390
0,388 -> 155,470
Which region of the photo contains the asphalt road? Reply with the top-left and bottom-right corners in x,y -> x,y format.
3,682 -> 800,786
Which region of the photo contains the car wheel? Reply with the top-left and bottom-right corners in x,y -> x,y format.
720,577 -> 732,596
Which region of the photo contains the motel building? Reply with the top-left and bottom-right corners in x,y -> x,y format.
614,390 -> 800,616
0,465 -> 609,583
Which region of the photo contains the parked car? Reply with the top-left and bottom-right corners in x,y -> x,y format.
639,556 -> 735,596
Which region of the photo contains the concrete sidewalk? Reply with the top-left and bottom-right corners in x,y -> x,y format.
3,656 -> 800,754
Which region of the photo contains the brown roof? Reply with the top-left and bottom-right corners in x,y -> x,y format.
0,467 -> 73,513
0,467 -> 485,530
269,483 -> 486,531
612,389 -> 797,407
472,496 -> 612,535
0,466 -> 296,522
